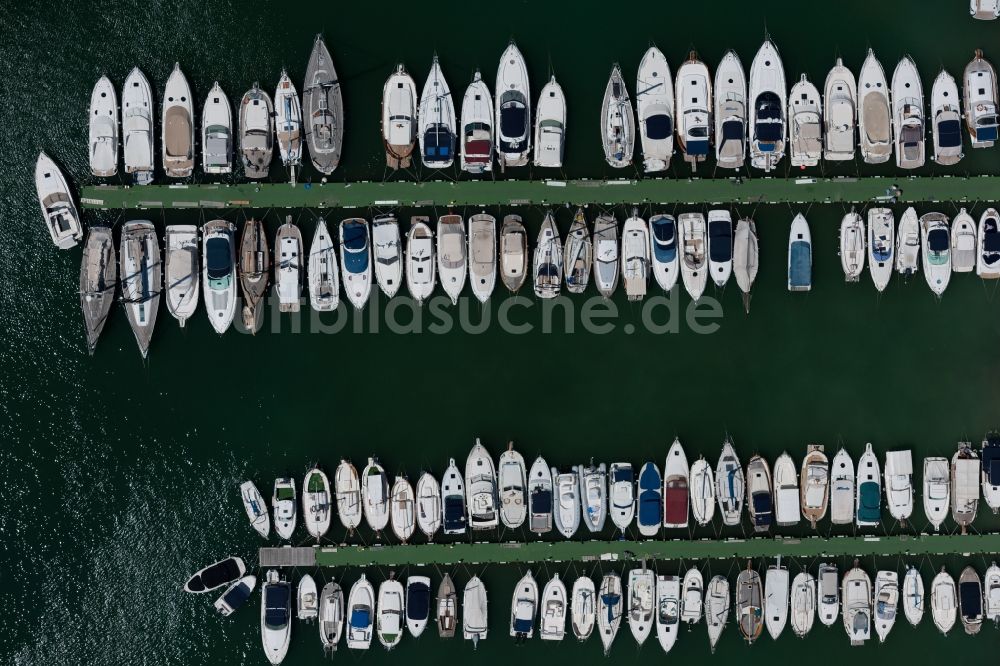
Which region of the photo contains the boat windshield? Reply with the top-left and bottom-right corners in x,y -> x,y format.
206,237 -> 231,279
645,114 -> 672,140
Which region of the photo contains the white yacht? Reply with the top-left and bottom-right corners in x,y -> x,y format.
308,219 -> 338,312
873,570 -> 899,642
164,225 -> 199,327
462,577 -> 489,646
500,215 -> 528,292
680,568 -> 704,625
749,39 -> 787,171
405,217 -> 436,304
510,571 -> 538,640
765,560 -> 789,640
891,56 -> 925,169
707,209 -> 733,287
381,64 -> 417,170
932,569 -> 957,635
923,456 -> 951,531
88,76 -> 118,177
460,71 -> 494,174
800,445 -> 829,528
437,214 -> 467,304
495,41 -> 531,168
552,467 -> 580,538
261,570 -> 292,664
35,152 -> 82,249
563,208 -> 592,294
818,563 -> 839,626
896,206 -> 921,278
649,214 -> 680,293
842,565 -> 872,645
773,453 -> 800,527
162,63 -> 194,178
465,440 -> 499,530
714,50 -> 747,169
571,576 -> 596,640
608,462 -> 635,531
704,575 -> 729,653
663,439 -> 690,529
823,59 -> 857,161
239,83 -> 274,179
867,208 -> 894,291
884,450 -> 914,524
592,214 -> 619,298
275,70 -> 303,181
689,457 -> 715,526
903,566 -> 925,626
627,567 -> 655,645
334,460 -> 362,531
119,220 -> 161,357
952,208 -> 978,273
415,472 -> 442,538
201,82 -> 232,174
680,212 -> 708,301
636,46 -> 674,172
346,575 -> 375,649
361,457 -> 389,532
389,476 -> 415,543
272,477 -> 297,541
621,211 -> 650,301
534,76 -> 566,168
498,444 -> 527,529
376,578 -> 405,649
533,212 -> 563,298
214,575 -> 257,617
468,213 -> 497,303
601,64 -> 634,167
790,572 -> 816,638
578,461 -> 607,532
274,219 -> 303,313
787,213 -> 812,292
372,215 -> 403,298
597,574 -> 623,655
540,574 -> 568,641
733,218 -> 759,312
747,455 -> 774,532
977,209 -> 1000,278
675,52 -> 712,170
984,563 -> 1000,622
715,439 -> 744,526
982,433 -> 1000,510
789,74 -> 822,167
528,456 -> 554,534
953,442 -> 980,531
921,212 -> 952,296
654,574 -> 680,653
829,447 -> 855,525
121,67 -> 154,184
840,211 -> 866,282
858,50 -> 892,164
418,55 -> 456,169
931,69 -> 964,165
964,49 -> 1000,148
298,574 -> 319,621
201,220 -> 237,334
855,443 -> 882,528
240,480 -> 270,538
406,576 -> 431,638
442,458 -> 467,535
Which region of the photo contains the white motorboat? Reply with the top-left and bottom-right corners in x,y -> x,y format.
982,433 -> 1000,511
960,566 -> 983,635
637,46 -> 674,172
122,67 -> 154,184
405,217 -> 436,304
952,208 -> 977,273
856,443 -> 881,528
923,456 -> 951,531
346,575 -> 375,649
675,52 -> 712,170
119,220 -> 161,358
839,211 -> 866,282
564,208 -> 592,294
335,460 -> 362,532
540,574 -> 568,641
415,472 -> 442,538
164,225 -> 199,327
789,74 -> 822,167
442,457 -> 467,535
983,563 -> 1000,622
339,218 -> 372,310
823,58 -> 857,161
749,39 -> 787,171
964,49 -> 1000,148
737,566 -> 764,644
202,82 -> 232,174
896,206 -> 921,278
361,457 -> 389,533
873,570 -> 899,642
627,567 -> 655,645
884,449 -> 914,524
418,55 -> 457,169
891,56 -> 925,169
715,439 -> 744,526
89,76 -> 118,176
765,560 -> 789,640
215,575 -> 257,617
381,64 -> 417,170
773,453 -> 800,527
597,573 -> 623,655
601,64 -> 634,167
498,443 -> 527,529
921,212 -> 951,296
261,570 -> 292,664
903,566 -> 925,626
500,215 -> 528,292
303,35 -> 344,175
389,476 -> 416,543
578,460 -> 607,533
372,215 -> 403,298
528,456 -> 553,534
977,209 -> 1000,278
239,83 -> 274,179
842,565 -> 872,645
637,461 -> 662,536
230,223 -> 267,331
663,438 -> 689,529
184,556 -> 246,594
460,71 -> 493,174
468,213 -> 497,303
747,455 -> 773,532
274,219 -> 303,313
465,440 -> 499,530
654,574 -> 680,653
571,576 -> 597,640
552,467 -> 580,538
733,218 -> 759,312
931,69 -> 964,165
867,208 -> 894,291
462,576 -> 488,646
162,63 -> 194,178
406,576 -> 432,638
272,477 -> 297,540
707,209 -> 733,287
790,572 -> 816,638
818,563 -> 839,626
592,214 -> 619,298
621,211 -> 650,301
302,467 -> 332,540
377,578 -> 405,649
534,76 -> 566,168
240,480 -> 270,538
608,462 -> 635,531
649,214 -> 680,293
495,41 -> 531,168
275,70 -> 303,181
799,444 -> 829,528
714,50 -> 747,169
35,152 -> 82,249
510,571 -> 538,640
438,214 -> 467,304
437,575 -> 458,639
704,575 -> 729,653
680,568 -> 703,625
308,219 -> 338,311
298,574 -> 319,621
972,0 -> 1000,18
680,212 -> 708,301
788,213 -> 812,292
689,457 -> 715,526
931,569 -> 957,635
952,441 -> 980,531
858,49 -> 892,164
201,219 -> 237,333
533,212 -> 563,298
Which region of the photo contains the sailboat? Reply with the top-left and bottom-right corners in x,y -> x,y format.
119,220 -> 161,358
533,212 -> 563,298
749,38 -> 787,171
823,59 -> 857,161
274,70 -> 303,182
597,573 -> 623,655
705,575 -> 729,652
736,565 -> 764,644
563,208 -> 593,294
636,46 -> 674,172
571,576 -> 597,640
714,50 -> 747,169
302,467 -> 332,539
715,439 -> 745,526
733,218 -> 759,312
308,219 -> 338,311
418,55 -> 457,169
302,35 -> 344,174
601,64 -> 634,167
164,225 -> 199,327
578,460 -> 607,533
790,572 -> 816,638
334,460 -> 362,531
689,457 -> 715,526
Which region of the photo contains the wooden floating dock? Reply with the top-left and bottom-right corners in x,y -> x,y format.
80,174 -> 1000,211
258,532 -> 1000,568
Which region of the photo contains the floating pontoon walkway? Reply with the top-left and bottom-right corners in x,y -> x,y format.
81,175 -> 1000,211
259,532 -> 1000,568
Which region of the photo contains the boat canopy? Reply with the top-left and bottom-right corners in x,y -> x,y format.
221,580 -> 253,609
190,558 -> 243,591
612,466 -> 633,483
532,488 -> 552,513
206,236 -> 232,281
342,224 -> 369,273
857,481 -> 881,522
709,221 -> 732,261
961,580 -> 982,617
265,585 -> 290,628
423,124 -> 454,161
499,94 -> 528,139
751,492 -> 773,525
939,118 -> 963,148
406,582 -> 430,620
928,228 -> 949,252
984,439 -> 1000,485
513,616 -> 532,633
638,490 -> 660,526
788,241 -> 812,288
443,495 -> 465,531
645,114 -> 672,140
651,218 -> 677,262
350,606 -> 371,628
664,485 -> 689,524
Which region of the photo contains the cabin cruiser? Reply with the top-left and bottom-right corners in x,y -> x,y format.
959,566 -> 983,635
765,560 -> 789,640
608,462 -> 635,531
800,445 -> 829,528
418,55 -> 456,169
261,570 -> 292,664
389,477 -> 416,542
540,574 -> 568,641
468,213 -> 497,303
533,212 -> 562,298
636,46 -> 674,172
346,575 -> 375,649
571,576 -> 596,640
498,444 -> 527,529
884,449 -> 914,524
463,577 -> 489,646
510,571 -> 538,640
749,39 -> 787,171
528,456 -> 553,534
654,574 -> 680,653
308,219 -> 338,311
704,575 -> 729,652
663,439 -> 689,529
789,74 -> 822,167
406,576 -> 432,638
298,575 -> 319,621
924,456 -> 951,530
903,566 -> 925,626
465,440 -> 498,530
790,572 -> 816,638
621,211 -> 650,301
953,442 -> 980,531
736,565 -> 764,644
830,448 -> 855,524
460,71 -> 494,173
680,212 -> 708,301
437,214 -> 467,304
184,556 -> 247,594
747,455 -> 773,532
982,433 -> 1000,511
858,50 -> 892,164
162,63 -> 194,178
35,152 -> 82,249
376,578 -> 405,649
818,563 -> 839,626
201,220 -> 237,334
637,461 -> 662,537
627,567 -> 655,645
874,571 -> 899,642
931,70 -> 964,165
563,208 -> 592,294
415,472 -> 442,537
856,443 -> 881,528
500,215 -> 528,292
552,467 -> 580,538
201,82 -> 232,174
592,214 -> 619,297
381,64 -> 417,169
272,477 -> 297,540
787,213 -> 812,292
601,64 -> 634,167
361,458 -> 389,532
843,565 -> 872,645
680,568 -> 703,625
406,217 -> 436,304
891,56 -> 925,169
715,439 -> 744,525
239,84 -> 274,179
119,220 -> 161,357
274,218 -> 303,313
215,575 -> 257,617
88,76 -> 118,176
578,461 -> 607,532
896,207 -> 921,278
675,52 -> 712,170
442,458 -> 467,535
952,208 -> 977,272
649,214 -> 679,292
334,460 -> 362,531
495,41 -> 531,168
839,211 -> 866,282
964,50 -> 999,148
714,50 -> 747,169
977,209 -> 1000,278
534,76 -> 566,168
303,35 -> 344,174
164,225 -> 199,327
689,457 -> 715,526
773,453 -> 800,527
122,67 -> 154,184
868,208 -> 894,291
707,209 -> 733,287
921,212 -> 952,296
597,574 -> 623,655
275,70 -> 303,182
372,215 -> 403,298
932,569 -> 957,635
733,218 -> 759,312
824,59 -> 857,161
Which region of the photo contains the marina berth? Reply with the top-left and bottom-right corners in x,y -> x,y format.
931,69 -> 964,165
35,152 -> 82,249
528,456 -> 553,534
675,52 -> 712,169
88,76 -> 118,177
636,46 -> 675,172
272,477 -> 297,540
534,76 -> 566,168
437,214 -> 467,304
122,67 -> 155,184
201,219 -> 237,334
442,458 -> 467,535
867,208 -> 894,291
119,220 -> 161,358
600,64 -> 634,168
162,63 -> 195,178
339,218 -> 372,310
274,218 -> 303,313
302,35 -> 344,174
274,70 -> 303,182
334,459 -> 362,532
467,213 -> 497,303
510,571 -> 538,640
415,472 -> 442,537
381,64 -> 418,170
307,218 -> 338,311
649,214 -> 680,293
977,209 -> 1000,278
823,59 -> 856,161
923,456 -> 951,530
462,576 -> 488,646
240,480 -> 270,538
707,210 -> 733,287
858,50 -> 892,164
79,227 -> 116,355
201,82 -> 232,174
592,214 -> 619,298
418,55 -> 457,169
636,461 -> 662,537
964,50 -> 999,148
495,41 -> 531,168
732,218 -> 758,312
903,566 -> 925,626
787,213 -> 812,292
499,215 -> 528,293
261,570 -> 292,664
597,573 -> 623,655
164,225 -> 199,327
539,573 -> 568,641
571,576 -> 596,640
372,215 -> 403,298
563,208 -> 592,294
627,566 -> 655,645
890,56 -> 925,169
714,50 -> 747,169
839,211 -> 865,282
789,73 -> 822,167
654,574 -> 680,653
239,84 -> 274,179
704,575 -> 729,652
460,71 -> 494,174
749,38 -> 787,171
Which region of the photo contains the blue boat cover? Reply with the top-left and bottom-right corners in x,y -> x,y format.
651,218 -> 677,262
423,125 -> 455,161
857,482 -> 881,522
940,119 -> 963,147
983,439 -> 1000,485
532,488 -> 552,513
205,237 -> 231,279
709,221 -> 732,262
350,607 -> 370,629
222,580 -> 254,611
752,492 -> 772,525
444,495 -> 466,531
638,490 -> 661,526
645,114 -> 673,140
721,119 -> 745,140
686,139 -> 709,156
265,585 -> 290,628
342,223 -> 369,274
612,467 -> 634,483
500,105 -> 527,139
788,241 -> 811,288
406,582 -> 431,620
514,618 -> 533,633
961,581 -> 983,616
928,228 -> 949,252
977,126 -> 999,143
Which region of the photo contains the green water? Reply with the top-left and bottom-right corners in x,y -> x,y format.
6,1 -> 1000,664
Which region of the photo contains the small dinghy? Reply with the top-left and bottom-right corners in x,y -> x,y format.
621,211 -> 650,301
715,50 -> 747,170
298,574 -> 319,621
982,433 -> 1000,511
552,467 -> 580,538
534,75 -> 566,168
867,208 -> 894,291
733,219 -> 759,312
334,460 -> 362,532
261,570 -> 291,664
79,227 -> 116,354
272,477 -> 297,540
601,64 -> 634,167
842,564 -> 872,645
468,213 -> 497,303
746,455 -> 774,533
339,218 -> 372,310
361,457 -> 389,533
533,212 -> 563,298
858,49 -> 892,164
35,152 -> 82,249
162,63 -> 194,178
201,220 -> 237,333
823,59 -> 857,161
790,572 -> 816,638
977,209 -> 1000,278
663,439 -> 690,529
319,582 -> 344,652
302,467 -> 332,539
964,49 -> 1000,148
675,52 -> 712,170
598,573 -> 623,655
787,213 -> 812,292
952,441 -> 980,531
495,41 -> 531,168
903,566 -> 925,626
773,452 -> 800,527
884,450 -> 914,525
415,472 -> 442,538
637,461 -> 662,537
442,457 -> 467,535
372,215 -> 403,298
931,569 -> 957,635
462,576 -> 489,646
563,208 -> 593,294
891,56 -> 925,169
122,67 -> 155,184
830,447 -> 855,524
274,70 -> 303,182
690,457 -> 715,526
405,217 -> 436,305
649,214 -> 680,293
500,215 -> 528,292
571,576 -> 597,640
578,460 -> 607,532
381,64 -> 417,169
510,571 -> 538,640
637,46 -> 674,172
164,225 -> 199,327
715,439 -> 745,526
302,35 -> 344,174
240,84 -> 274,179
608,462 -> 635,531
896,207 -> 921,278
748,39 -> 787,172
185,556 -> 246,594
789,74 -> 822,167
681,568 -> 703,625
528,456 -> 553,534
201,82 -> 232,174
923,456 -> 951,530
592,214 -> 619,297
308,219 -> 338,312
437,214 -> 467,304
239,218 -> 270,334
960,566 -> 984,635
465,440 -> 499,530
951,208 -> 977,273
418,54 -> 456,169
839,211 -> 866,282
736,565 -> 764,644
818,563 -> 839,626
389,476 -> 416,543
119,221 -> 161,357
931,69 -> 964,165
856,443 -> 881,528
654,574 -> 680,653
873,571 -> 899,642
89,76 -> 118,176
459,70 -> 494,174
704,575 -> 729,652
627,567 -> 655,645
800,445 -> 829,528
921,212 -> 952,296
984,563 -> 1000,622
765,561 -> 789,640
346,575 -> 375,649
680,212 -> 708,301
240,480 -> 270,538
215,575 -> 257,617
540,574 -> 568,641
498,444 -> 527,529
707,210 -> 733,288
437,575 -> 458,638
376,578 -> 405,649
274,218 -> 303,313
